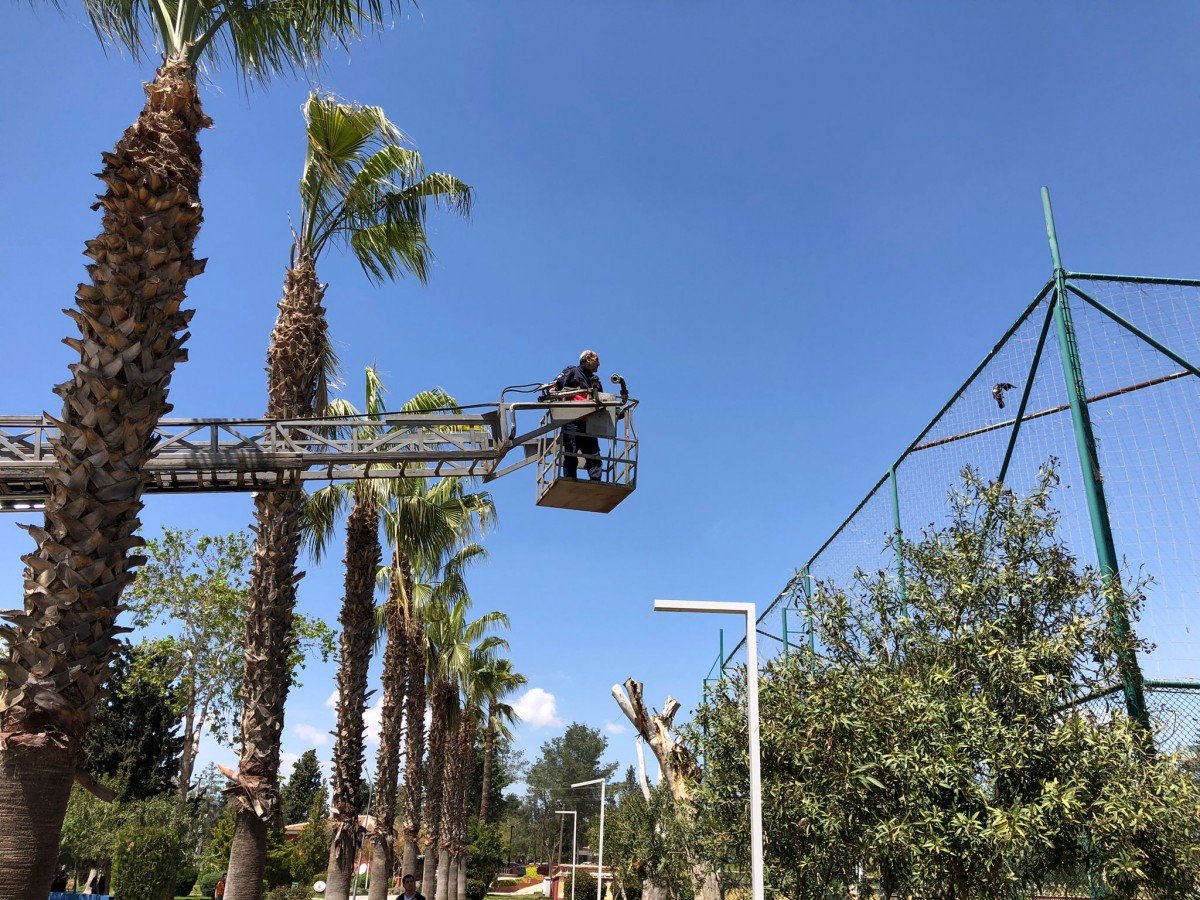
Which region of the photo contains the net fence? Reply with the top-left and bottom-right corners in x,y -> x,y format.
722,272 -> 1200,717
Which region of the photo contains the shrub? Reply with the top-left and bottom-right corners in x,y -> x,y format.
466,877 -> 488,900
197,870 -> 225,897
572,872 -> 597,900
176,864 -> 199,896
109,801 -> 187,897
265,886 -> 312,900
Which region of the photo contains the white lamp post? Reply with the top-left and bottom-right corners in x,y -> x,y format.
653,599 -> 764,900
570,777 -> 607,900
555,809 -> 578,900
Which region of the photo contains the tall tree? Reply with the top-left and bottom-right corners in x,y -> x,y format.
370,488 -> 496,900
524,725 -> 618,870
304,373 -> 462,900
424,598 -> 509,900
84,642 -> 184,803
0,5 -> 400,894
228,96 -> 471,898
280,750 -> 325,827
475,658 -> 527,823
127,528 -> 333,799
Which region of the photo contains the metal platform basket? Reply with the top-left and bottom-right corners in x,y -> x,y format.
534,397 -> 637,513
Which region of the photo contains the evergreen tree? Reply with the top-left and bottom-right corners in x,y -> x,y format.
524,724 -> 617,866
281,750 -> 325,826
84,642 -> 184,801
290,786 -> 331,886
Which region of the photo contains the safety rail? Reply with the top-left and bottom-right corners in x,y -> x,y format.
0,395 -> 638,512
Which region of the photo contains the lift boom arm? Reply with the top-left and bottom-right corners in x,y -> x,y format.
0,396 -> 633,511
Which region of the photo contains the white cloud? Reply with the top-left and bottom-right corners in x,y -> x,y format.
295,723 -> 329,747
603,721 -> 627,736
325,690 -> 339,710
513,688 -> 562,729
364,698 -> 384,746
280,751 -> 300,774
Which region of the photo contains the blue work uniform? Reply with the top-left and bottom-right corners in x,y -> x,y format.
553,365 -> 602,481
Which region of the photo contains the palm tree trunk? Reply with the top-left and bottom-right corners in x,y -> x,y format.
0,59 -> 207,894
225,255 -> 328,900
401,607 -> 427,879
454,716 -> 473,900
479,709 -> 495,821
368,563 -> 408,900
326,494 -> 382,900
421,682 -> 450,895
435,713 -> 462,900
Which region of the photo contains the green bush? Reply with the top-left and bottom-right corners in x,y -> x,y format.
110,817 -> 186,900
572,872 -> 596,900
176,864 -> 199,896
196,870 -> 225,897
466,877 -> 488,900
265,886 -> 311,900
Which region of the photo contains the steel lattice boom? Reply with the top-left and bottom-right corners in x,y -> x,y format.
0,394 -> 638,513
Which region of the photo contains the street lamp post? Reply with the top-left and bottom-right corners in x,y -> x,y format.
555,810 -> 578,900
653,599 -> 764,900
570,778 -> 607,900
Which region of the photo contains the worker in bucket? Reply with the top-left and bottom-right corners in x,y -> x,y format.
552,349 -> 603,481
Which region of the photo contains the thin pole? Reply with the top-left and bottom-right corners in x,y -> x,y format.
597,781 -> 606,900
571,812 -> 578,900
889,466 -> 907,612
782,606 -> 789,658
352,779 -> 375,900
1042,187 -> 1149,730
744,607 -> 765,900
802,568 -> 815,656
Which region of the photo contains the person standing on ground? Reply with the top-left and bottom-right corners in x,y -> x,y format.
402,872 -> 426,900
551,350 -> 603,482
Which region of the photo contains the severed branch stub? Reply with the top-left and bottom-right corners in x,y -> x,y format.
611,677 -> 699,802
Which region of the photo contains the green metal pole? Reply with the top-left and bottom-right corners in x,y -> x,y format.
889,465 -> 908,613
1042,187 -> 1150,731
718,629 -> 724,678
782,606 -> 789,658
802,567 -> 815,656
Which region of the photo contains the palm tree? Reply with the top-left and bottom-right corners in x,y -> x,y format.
476,658 -> 527,823
367,482 -> 495,900
303,370 -> 455,900
0,7 -> 397,894
425,598 -> 509,900
229,96 -> 471,897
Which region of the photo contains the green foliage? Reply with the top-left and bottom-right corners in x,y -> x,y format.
109,796 -> 189,900
523,723 -> 618,865
572,871 -> 597,900
58,785 -> 122,874
197,869 -> 225,897
467,817 -> 506,891
288,786 -> 331,886
281,749 -> 325,826
297,95 -> 472,285
265,886 -> 312,900
85,641 -> 184,801
128,528 -> 335,789
176,864 -> 199,896
603,784 -> 691,900
466,878 -> 488,900
686,469 -> 1200,900
200,807 -> 237,877
265,824 -> 296,889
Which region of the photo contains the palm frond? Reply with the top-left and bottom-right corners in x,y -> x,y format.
301,482 -> 351,561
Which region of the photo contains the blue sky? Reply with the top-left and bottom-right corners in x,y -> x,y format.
2,3 -> 1199,789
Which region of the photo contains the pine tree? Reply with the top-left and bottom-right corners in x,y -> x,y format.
84,642 -> 184,801
281,750 -> 325,826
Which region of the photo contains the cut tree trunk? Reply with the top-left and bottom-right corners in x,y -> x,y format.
0,59 -> 207,896
612,678 -> 719,900
368,559 -> 407,900
325,494 -> 382,900
401,608 -> 427,880
224,256 -> 328,900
